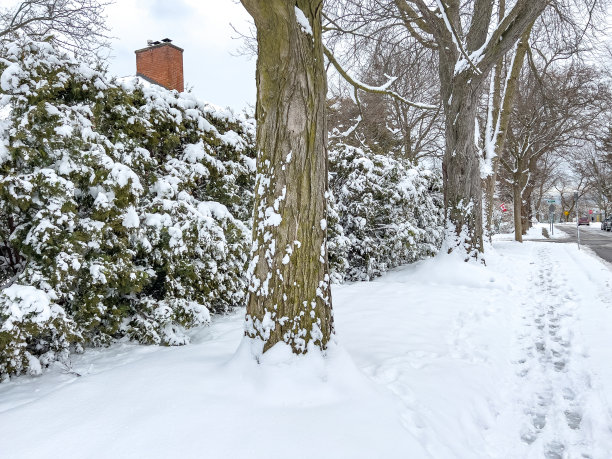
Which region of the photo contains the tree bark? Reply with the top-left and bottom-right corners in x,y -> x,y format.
441,72 -> 486,256
523,188 -> 533,233
240,0 -> 333,354
483,56 -> 503,241
513,179 -> 523,242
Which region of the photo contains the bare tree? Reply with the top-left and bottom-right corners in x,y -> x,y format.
327,36 -> 443,162
555,171 -> 590,221
0,0 -> 112,56
389,0 -> 548,257
601,124 -> 612,165
325,0 -> 548,258
483,0 -> 611,238
240,0 -> 333,355
377,42 -> 443,162
499,63 -> 608,240
529,151 -> 563,222
570,145 -> 612,218
482,13 -> 534,240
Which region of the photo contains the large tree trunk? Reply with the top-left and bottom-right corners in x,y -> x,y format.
513,180 -> 523,242
441,72 -> 486,257
241,0 -> 333,354
521,200 -> 529,235
523,185 -> 535,233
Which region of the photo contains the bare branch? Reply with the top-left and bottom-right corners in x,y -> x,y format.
0,0 -> 114,57
323,44 -> 438,110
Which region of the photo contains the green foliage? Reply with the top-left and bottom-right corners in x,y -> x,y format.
327,142 -> 444,281
0,38 -> 255,379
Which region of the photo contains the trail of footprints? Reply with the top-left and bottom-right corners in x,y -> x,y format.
516,248 -> 590,458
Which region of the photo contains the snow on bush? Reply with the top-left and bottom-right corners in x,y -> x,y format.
0,38 -> 255,379
327,143 -> 444,282
0,37 -> 444,379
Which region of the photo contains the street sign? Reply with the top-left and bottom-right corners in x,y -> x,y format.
549,204 -> 555,213
573,192 -> 578,202
589,209 -> 593,214
500,203 -> 507,212
564,211 -> 569,216
546,200 -> 556,204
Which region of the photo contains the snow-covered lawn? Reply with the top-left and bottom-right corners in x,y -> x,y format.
2,239 -> 612,458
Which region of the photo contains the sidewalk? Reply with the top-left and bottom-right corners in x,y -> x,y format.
1,237 -> 612,458
482,241 -> 612,458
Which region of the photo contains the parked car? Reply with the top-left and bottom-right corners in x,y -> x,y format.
602,217 -> 612,231
578,216 -> 590,226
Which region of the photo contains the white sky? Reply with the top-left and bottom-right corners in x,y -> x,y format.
105,0 -> 256,111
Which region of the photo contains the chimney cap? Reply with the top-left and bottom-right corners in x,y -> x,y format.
135,41 -> 184,54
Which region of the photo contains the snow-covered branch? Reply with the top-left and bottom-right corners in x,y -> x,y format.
432,0 -> 482,75
323,45 -> 438,110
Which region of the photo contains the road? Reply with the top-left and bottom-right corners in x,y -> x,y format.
555,223 -> 612,264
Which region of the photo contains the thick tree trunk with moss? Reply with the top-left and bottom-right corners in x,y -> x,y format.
240,0 -> 333,354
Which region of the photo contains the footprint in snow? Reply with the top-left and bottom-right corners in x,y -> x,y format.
545,440 -> 565,459
564,408 -> 582,430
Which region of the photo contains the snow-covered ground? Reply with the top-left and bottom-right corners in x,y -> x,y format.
2,237 -> 612,458
493,222 -> 570,241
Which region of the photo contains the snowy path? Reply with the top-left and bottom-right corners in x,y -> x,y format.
2,238 -> 612,458
516,246 -> 595,457
489,242 -> 612,458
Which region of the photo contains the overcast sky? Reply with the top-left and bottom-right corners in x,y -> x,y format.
105,0 -> 256,111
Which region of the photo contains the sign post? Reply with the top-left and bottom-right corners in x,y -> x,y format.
548,204 -> 555,236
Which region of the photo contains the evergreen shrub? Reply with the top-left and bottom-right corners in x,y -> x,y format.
0,38 -> 255,378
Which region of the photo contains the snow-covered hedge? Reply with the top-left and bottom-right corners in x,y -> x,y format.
0,38 -> 255,379
327,143 -> 444,282
0,38 -> 445,379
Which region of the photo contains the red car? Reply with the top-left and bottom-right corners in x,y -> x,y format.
578,217 -> 590,226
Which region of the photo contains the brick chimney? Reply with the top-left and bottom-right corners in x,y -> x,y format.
135,38 -> 184,92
